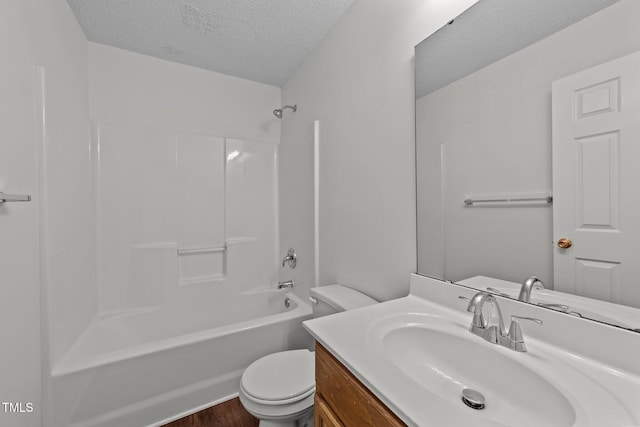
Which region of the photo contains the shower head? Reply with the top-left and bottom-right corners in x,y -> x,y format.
273,104 -> 297,119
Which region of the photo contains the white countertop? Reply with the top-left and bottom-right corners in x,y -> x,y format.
303,275 -> 640,427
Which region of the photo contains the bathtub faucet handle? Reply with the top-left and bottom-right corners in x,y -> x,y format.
282,248 -> 297,268
278,280 -> 295,289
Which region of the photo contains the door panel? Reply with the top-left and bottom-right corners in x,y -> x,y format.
553,50 -> 640,307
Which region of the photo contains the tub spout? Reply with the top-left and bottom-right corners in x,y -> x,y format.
278,280 -> 295,289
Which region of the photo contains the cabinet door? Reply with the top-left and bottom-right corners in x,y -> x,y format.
315,395 -> 344,427
315,343 -> 406,426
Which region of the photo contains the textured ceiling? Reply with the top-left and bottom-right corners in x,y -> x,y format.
67,0 -> 354,87
416,0 -> 621,98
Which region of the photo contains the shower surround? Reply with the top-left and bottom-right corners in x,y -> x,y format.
42,43 -> 311,426
91,125 -> 279,313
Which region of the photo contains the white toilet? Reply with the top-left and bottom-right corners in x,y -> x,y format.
239,285 -> 377,427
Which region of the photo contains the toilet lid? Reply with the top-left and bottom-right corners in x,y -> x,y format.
241,350 -> 315,402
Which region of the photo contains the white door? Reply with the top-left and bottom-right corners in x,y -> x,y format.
0,3 -> 42,425
552,50 -> 640,308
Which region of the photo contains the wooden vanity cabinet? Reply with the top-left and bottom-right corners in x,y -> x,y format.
314,343 -> 406,427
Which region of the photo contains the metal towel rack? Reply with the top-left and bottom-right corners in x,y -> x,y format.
177,245 -> 227,255
0,192 -> 31,204
464,194 -> 552,206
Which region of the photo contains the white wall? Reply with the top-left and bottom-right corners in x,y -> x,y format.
0,1 -> 91,426
89,43 -> 281,144
416,0 -> 640,287
279,0 -> 478,301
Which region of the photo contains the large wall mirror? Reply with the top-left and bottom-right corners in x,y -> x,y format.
416,0 -> 640,331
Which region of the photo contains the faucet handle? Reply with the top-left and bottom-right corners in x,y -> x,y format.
511,315 -> 543,325
537,303 -> 569,312
282,248 -> 297,268
457,296 -> 474,312
507,315 -> 543,352
486,287 -> 510,297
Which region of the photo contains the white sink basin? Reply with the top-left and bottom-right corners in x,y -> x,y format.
304,288 -> 640,427
378,322 -> 575,427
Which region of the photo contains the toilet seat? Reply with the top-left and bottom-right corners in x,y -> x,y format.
241,349 -> 315,405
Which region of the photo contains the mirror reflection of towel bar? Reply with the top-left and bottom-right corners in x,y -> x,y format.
464,195 -> 552,205
0,192 -> 31,203
177,245 -> 226,255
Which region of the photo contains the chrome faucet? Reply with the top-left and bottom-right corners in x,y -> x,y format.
518,276 -> 545,302
460,292 -> 542,352
460,293 -> 506,344
278,280 -> 295,289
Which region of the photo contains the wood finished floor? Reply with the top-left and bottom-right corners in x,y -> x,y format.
162,398 -> 258,427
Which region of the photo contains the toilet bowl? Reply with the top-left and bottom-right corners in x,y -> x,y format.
239,285 -> 377,427
239,349 -> 315,427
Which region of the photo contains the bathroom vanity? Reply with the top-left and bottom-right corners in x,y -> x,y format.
314,343 -> 404,426
303,274 -> 640,427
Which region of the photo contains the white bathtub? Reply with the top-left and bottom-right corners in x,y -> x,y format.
48,290 -> 312,427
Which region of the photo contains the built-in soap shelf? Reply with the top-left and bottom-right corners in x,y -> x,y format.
177,237 -> 258,286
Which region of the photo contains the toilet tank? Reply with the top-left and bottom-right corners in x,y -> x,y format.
309,285 -> 377,318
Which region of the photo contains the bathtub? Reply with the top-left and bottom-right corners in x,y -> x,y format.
48,290 -> 312,427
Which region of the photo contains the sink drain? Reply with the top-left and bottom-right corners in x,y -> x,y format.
461,389 -> 486,410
